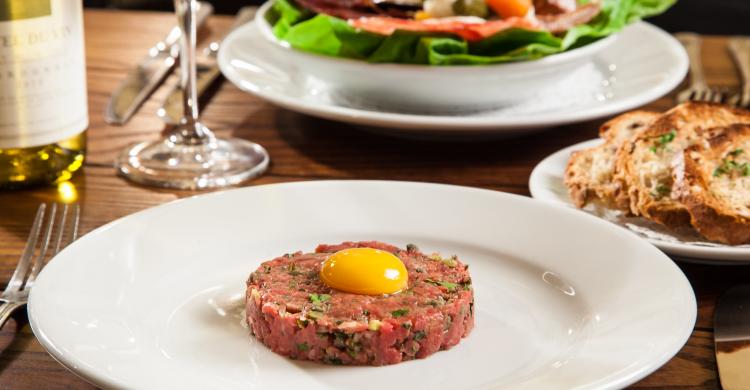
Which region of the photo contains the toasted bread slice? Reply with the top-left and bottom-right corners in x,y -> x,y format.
673,124 -> 750,244
565,111 -> 660,208
613,102 -> 750,228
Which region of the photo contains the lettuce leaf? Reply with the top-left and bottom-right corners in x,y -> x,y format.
268,0 -> 676,65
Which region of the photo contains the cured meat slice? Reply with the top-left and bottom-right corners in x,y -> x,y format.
349,15 -> 541,41
348,2 -> 600,40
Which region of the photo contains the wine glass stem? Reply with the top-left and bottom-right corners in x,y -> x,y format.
175,0 -> 207,140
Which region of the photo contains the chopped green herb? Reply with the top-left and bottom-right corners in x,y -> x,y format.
651,184 -> 671,198
406,243 -> 419,252
362,309 -> 370,316
649,129 -> 677,153
309,293 -> 331,305
297,342 -> 310,351
415,267 -> 425,273
425,279 -> 459,291
327,357 -> 343,365
391,309 -> 409,318
714,155 -> 750,177
414,331 -> 427,340
730,148 -> 744,157
296,318 -> 309,328
401,322 -> 412,329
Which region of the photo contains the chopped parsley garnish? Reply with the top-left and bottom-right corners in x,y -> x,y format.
326,357 -> 343,365
651,183 -> 671,198
309,293 -> 331,305
649,129 -> 677,153
425,279 -> 459,291
297,342 -> 310,351
714,151 -> 750,177
401,322 -> 412,329
391,309 -> 409,318
414,331 -> 427,340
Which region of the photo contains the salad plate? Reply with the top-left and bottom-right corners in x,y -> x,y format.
529,139 -> 750,264
218,21 -> 687,136
28,181 -> 695,389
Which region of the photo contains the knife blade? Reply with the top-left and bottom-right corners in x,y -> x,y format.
715,285 -> 750,390
104,2 -> 214,125
157,6 -> 256,125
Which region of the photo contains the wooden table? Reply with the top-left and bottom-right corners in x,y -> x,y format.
1,9 -> 748,389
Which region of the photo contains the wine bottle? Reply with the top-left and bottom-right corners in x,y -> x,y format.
0,0 -> 87,189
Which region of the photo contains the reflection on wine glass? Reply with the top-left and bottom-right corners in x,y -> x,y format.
115,0 -> 269,190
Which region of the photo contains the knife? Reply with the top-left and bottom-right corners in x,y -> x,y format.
104,2 -> 214,125
157,6 -> 256,125
715,285 -> 750,390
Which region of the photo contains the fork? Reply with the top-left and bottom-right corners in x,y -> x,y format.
728,36 -> 750,108
0,203 -> 80,328
676,33 -> 732,104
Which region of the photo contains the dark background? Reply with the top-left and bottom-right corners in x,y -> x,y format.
83,0 -> 750,35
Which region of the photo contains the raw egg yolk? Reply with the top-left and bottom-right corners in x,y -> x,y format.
320,248 -> 408,295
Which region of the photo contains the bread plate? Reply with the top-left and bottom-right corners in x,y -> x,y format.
530,139 -> 750,264
29,181 -> 695,389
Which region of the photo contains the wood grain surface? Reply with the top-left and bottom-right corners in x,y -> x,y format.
2,8 -> 749,389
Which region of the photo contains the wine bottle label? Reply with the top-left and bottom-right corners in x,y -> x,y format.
0,0 -> 88,149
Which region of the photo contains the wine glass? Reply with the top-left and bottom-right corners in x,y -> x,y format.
115,0 -> 269,190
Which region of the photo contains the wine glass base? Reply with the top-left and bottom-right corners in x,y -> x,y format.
115,137 -> 270,190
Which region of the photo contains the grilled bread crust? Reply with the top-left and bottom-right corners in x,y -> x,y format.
613,102 -> 750,228
564,111 -> 659,208
673,124 -> 750,244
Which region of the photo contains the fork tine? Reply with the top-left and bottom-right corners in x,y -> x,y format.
23,204 -> 58,290
4,204 -> 46,292
52,203 -> 69,255
70,203 -> 80,242
26,203 -> 79,289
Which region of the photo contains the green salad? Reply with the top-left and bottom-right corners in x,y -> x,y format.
266,0 -> 676,65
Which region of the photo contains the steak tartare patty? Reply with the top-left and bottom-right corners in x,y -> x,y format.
245,241 -> 474,365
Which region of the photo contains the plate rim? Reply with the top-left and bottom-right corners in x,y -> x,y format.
217,22 -> 688,132
529,139 -> 750,263
28,180 -> 697,389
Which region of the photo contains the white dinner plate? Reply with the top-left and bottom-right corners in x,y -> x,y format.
29,181 -> 696,389
217,22 -> 687,136
529,139 -> 750,264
